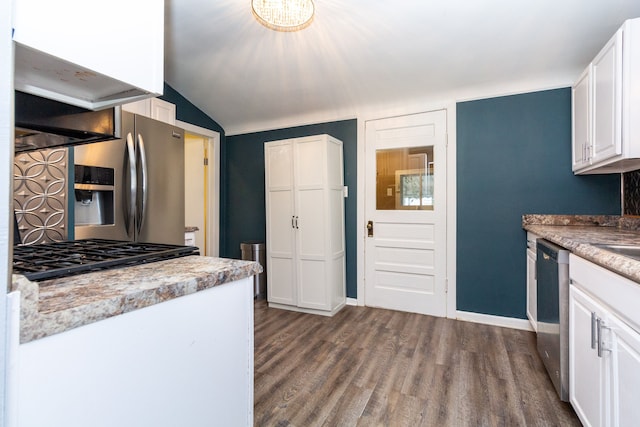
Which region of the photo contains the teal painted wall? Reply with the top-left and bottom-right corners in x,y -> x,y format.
224,120 -> 358,299
160,83 -> 225,135
456,88 -> 621,318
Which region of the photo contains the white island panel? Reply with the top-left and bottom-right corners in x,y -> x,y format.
16,277 -> 253,427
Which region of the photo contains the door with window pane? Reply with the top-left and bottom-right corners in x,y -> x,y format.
365,110 -> 447,316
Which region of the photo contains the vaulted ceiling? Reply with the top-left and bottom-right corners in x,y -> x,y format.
165,0 -> 640,135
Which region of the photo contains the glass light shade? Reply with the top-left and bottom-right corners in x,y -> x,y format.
251,0 -> 315,32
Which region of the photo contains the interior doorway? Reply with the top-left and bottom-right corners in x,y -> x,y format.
179,121 -> 220,257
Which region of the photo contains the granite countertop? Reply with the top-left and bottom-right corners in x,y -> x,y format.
11,256 -> 262,344
523,215 -> 640,284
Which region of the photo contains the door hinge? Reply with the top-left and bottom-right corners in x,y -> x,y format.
204,157 -> 209,166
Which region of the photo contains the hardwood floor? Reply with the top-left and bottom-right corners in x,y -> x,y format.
254,301 -> 581,426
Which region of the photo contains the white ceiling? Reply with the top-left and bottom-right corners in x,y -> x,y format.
165,0 -> 640,135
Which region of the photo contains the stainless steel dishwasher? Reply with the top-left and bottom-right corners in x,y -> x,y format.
536,239 -> 570,402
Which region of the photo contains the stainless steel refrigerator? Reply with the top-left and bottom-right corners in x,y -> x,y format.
74,111 -> 185,245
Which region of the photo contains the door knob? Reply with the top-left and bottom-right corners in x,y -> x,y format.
367,220 -> 374,237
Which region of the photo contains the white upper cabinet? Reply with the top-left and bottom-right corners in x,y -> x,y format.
123,98 -> 176,125
13,0 -> 164,110
572,18 -> 640,174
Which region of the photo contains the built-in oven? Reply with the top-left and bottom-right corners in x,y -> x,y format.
536,239 -> 570,402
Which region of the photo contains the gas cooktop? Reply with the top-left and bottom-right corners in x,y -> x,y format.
13,239 -> 200,282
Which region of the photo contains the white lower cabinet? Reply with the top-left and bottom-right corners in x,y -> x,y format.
264,135 -> 346,316
526,232 -> 538,331
569,254 -> 640,426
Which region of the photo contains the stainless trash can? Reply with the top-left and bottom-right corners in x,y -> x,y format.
240,241 -> 266,299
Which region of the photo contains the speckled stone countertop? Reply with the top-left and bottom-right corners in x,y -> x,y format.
11,256 -> 262,344
523,215 -> 640,284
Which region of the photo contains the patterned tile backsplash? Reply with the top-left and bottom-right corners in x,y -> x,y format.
624,169 -> 640,216
14,148 -> 68,245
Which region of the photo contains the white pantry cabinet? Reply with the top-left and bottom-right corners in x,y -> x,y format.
569,254 -> 640,426
13,0 -> 164,110
572,17 -> 640,174
264,135 -> 346,316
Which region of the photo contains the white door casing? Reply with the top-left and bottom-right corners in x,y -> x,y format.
184,134 -> 207,253
178,121 -> 220,257
364,110 -> 447,317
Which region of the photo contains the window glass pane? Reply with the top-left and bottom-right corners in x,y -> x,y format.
376,146 -> 434,210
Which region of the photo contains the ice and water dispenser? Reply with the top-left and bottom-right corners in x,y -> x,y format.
74,165 -> 115,226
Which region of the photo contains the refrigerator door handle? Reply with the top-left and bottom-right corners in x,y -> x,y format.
136,133 -> 149,236
125,133 -> 136,238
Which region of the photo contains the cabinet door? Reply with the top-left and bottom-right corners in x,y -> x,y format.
591,30 -> 623,164
608,314 -> 640,426
573,67 -> 591,171
150,99 -> 177,125
526,247 -> 537,330
265,142 -> 296,306
294,138 -> 329,310
570,286 -> 607,427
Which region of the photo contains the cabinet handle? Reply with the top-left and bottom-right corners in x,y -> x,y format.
597,318 -> 610,358
295,216 -> 299,229
591,312 -> 597,350
586,142 -> 591,162
291,216 -> 295,229
584,142 -> 591,162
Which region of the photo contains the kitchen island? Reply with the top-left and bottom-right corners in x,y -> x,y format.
9,256 -> 261,427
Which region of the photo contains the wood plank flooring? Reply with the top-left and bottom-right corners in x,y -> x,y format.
254,301 -> 581,426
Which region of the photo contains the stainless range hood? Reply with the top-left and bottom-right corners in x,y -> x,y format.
14,91 -> 120,153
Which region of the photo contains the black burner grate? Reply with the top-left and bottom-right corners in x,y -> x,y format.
13,239 -> 199,281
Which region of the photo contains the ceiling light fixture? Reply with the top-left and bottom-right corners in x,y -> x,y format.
251,0 -> 315,32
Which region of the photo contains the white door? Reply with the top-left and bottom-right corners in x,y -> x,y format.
364,110 -> 447,316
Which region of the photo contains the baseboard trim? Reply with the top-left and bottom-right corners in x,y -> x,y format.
456,310 -> 534,331
346,298 -> 358,306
